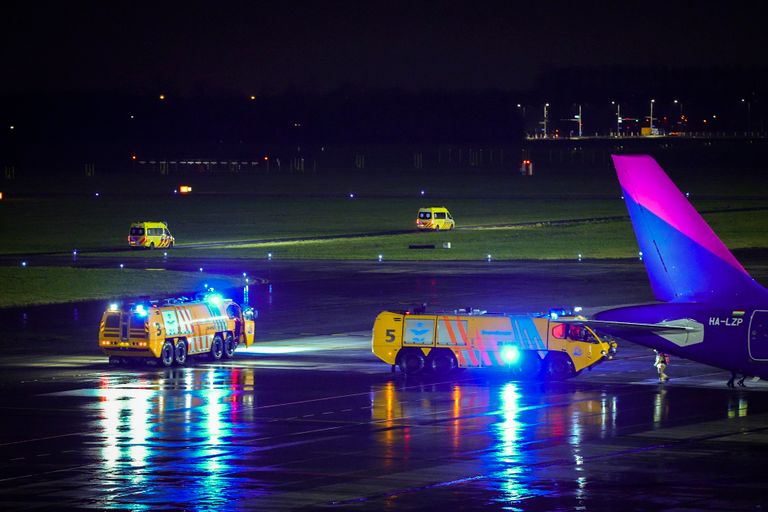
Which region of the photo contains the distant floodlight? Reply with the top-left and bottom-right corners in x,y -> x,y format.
267,253 -> 272,260
95,192 -> 100,197
577,253 -> 583,262
242,272 -> 247,277
420,190 -> 425,196
119,263 -> 124,269
685,192 -> 690,198
349,193 -> 355,199
486,254 -> 492,262
21,261 -> 27,267
378,254 -> 383,262
163,252 -> 168,257
199,267 -> 204,272
72,250 -> 78,256
639,251 -> 644,261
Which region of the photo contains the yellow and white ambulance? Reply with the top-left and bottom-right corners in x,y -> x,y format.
99,294 -> 255,366
128,221 -> 175,249
416,207 -> 454,231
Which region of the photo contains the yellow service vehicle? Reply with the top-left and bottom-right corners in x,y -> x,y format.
416,206 -> 454,231
372,309 -> 616,379
98,293 -> 256,367
128,221 -> 175,249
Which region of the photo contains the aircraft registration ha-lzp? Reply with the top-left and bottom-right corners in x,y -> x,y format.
563,155 -> 768,383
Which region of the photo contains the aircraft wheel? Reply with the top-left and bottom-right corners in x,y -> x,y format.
429,350 -> 457,374
210,335 -> 224,361
223,334 -> 237,358
398,350 -> 426,375
174,340 -> 188,366
160,340 -> 174,367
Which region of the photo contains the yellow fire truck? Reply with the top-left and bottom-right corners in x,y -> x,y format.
99,293 -> 255,367
372,309 -> 616,379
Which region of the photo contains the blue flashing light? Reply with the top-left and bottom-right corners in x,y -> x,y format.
205,292 -> 224,305
109,303 -> 119,312
134,304 -> 148,317
500,345 -> 520,364
550,312 -> 559,320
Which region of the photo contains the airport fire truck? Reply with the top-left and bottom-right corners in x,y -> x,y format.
372,308 -> 616,379
99,293 -> 255,367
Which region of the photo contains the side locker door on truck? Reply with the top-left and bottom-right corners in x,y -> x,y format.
402,316 -> 436,350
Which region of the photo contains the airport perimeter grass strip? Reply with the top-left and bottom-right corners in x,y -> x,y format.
0,267 -> 241,308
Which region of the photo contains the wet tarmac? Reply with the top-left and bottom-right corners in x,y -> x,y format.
1,260 -> 768,510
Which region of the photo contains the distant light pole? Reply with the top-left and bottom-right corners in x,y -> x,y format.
649,99 -> 655,131
673,99 -> 683,131
517,103 -> 527,135
611,101 -> 621,136
578,104 -> 583,137
742,98 -> 752,133
543,103 -> 549,138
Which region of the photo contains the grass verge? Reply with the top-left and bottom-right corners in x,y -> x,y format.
0,267 -> 241,308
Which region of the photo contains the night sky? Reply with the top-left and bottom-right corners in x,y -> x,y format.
3,1 -> 766,96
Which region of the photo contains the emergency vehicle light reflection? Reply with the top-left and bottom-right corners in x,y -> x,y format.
495,382 -> 528,501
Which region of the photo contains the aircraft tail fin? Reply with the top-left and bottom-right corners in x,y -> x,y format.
612,154 -> 762,302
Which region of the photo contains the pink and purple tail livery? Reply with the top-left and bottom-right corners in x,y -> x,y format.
612,154 -> 765,302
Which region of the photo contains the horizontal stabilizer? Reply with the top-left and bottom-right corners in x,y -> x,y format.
559,318 -> 694,332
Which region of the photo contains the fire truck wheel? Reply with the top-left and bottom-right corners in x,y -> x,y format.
149,242 -> 155,249
160,341 -> 174,367
513,353 -> 542,380
398,350 -> 426,375
429,351 -> 457,374
546,354 -> 575,380
434,225 -> 440,231
174,340 -> 188,366
210,335 -> 224,361
223,335 -> 236,358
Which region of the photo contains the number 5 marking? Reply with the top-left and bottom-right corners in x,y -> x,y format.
385,329 -> 396,343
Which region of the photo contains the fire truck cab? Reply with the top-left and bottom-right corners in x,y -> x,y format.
99,293 -> 255,367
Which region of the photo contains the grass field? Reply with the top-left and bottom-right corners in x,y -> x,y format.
1,164 -> 766,259
0,267 -> 241,308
